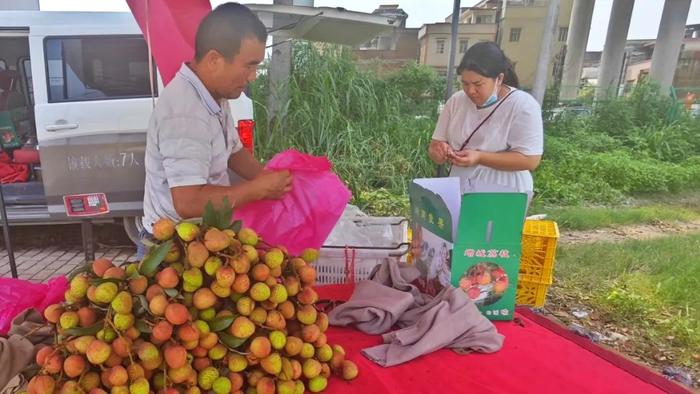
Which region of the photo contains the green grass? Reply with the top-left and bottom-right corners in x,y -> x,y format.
554,233 -> 700,363
536,204 -> 700,231
252,43 -> 440,213
251,44 -> 700,216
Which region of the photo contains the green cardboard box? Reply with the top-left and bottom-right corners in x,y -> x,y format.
409,178 -> 528,320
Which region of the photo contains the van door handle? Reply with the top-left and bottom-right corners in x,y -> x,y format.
46,122 -> 79,131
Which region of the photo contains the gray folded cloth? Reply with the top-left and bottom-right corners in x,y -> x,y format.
0,309 -> 55,391
329,259 -> 504,367
327,280 -> 414,335
362,286 -> 504,366
0,335 -> 33,392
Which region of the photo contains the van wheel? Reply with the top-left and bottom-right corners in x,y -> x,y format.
122,216 -> 144,246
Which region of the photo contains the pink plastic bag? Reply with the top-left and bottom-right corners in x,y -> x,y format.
0,276 -> 68,335
234,149 -> 351,256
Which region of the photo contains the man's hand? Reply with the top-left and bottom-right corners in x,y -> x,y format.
251,170 -> 293,200
448,149 -> 481,167
171,170 -> 292,218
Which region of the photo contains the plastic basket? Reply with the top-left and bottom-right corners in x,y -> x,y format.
519,220 -> 560,285
515,279 -> 550,307
315,251 -> 391,285
315,217 -> 410,286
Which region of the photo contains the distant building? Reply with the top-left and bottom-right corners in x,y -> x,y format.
353,5 -> 420,74
417,2 -> 499,75
497,0 -> 574,90
415,0 -> 575,89
582,25 -> 700,96
685,23 -> 700,39
674,24 -> 700,94
581,40 -> 654,87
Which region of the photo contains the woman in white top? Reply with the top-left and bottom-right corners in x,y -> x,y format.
428,42 -> 543,194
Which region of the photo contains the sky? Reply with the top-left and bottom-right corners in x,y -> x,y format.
39,0 -> 700,51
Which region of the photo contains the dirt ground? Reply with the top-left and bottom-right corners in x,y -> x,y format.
560,219 -> 700,245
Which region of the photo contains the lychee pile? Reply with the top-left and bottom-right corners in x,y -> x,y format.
29,216 -> 358,394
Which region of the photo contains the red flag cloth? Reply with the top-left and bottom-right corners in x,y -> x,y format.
316,284 -> 692,394
126,0 -> 211,85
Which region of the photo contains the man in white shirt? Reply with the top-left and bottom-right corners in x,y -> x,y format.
142,3 -> 292,234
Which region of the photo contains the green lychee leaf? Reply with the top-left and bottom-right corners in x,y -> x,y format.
203,197 -> 234,230
64,322 -> 103,337
89,277 -> 123,286
230,220 -> 242,233
202,200 -> 218,229
218,196 -> 233,230
208,315 -> 235,332
137,295 -> 149,311
163,288 -> 179,298
22,364 -> 40,378
218,331 -> 247,349
138,240 -> 173,276
134,319 -> 152,334
133,304 -> 146,317
67,262 -> 92,280
126,269 -> 142,280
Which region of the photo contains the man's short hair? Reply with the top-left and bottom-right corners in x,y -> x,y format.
195,2 -> 268,61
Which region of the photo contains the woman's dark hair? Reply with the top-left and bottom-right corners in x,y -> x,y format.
195,3 -> 268,61
457,41 -> 519,88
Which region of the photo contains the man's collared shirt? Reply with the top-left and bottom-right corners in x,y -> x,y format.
142,63 -> 243,232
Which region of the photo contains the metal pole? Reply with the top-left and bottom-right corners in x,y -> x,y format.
495,0 -> 506,46
0,185 -> 17,278
617,51 -> 628,96
81,220 -> 95,262
445,0 -> 461,101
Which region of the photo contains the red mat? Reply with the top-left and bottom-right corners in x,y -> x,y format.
317,284 -> 691,394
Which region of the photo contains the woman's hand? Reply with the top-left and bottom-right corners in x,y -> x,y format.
428,140 -> 454,165
448,149 -> 481,167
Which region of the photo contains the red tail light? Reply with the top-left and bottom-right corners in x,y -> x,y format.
237,119 -> 255,155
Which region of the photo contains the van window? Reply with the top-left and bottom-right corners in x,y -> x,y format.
44,36 -> 156,103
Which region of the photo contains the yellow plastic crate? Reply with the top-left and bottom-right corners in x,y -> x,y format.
519,220 -> 560,285
516,279 -> 550,307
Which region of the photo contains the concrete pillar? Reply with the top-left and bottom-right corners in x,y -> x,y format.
532,0 -> 560,105
267,0 -> 297,123
649,0 -> 691,91
596,0 -> 634,99
559,0 -> 596,101
266,0 -> 315,123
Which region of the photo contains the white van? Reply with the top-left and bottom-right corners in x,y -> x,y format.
0,12 -> 165,241
0,8 -> 392,243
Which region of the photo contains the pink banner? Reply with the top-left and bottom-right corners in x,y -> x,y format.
126,0 -> 211,85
